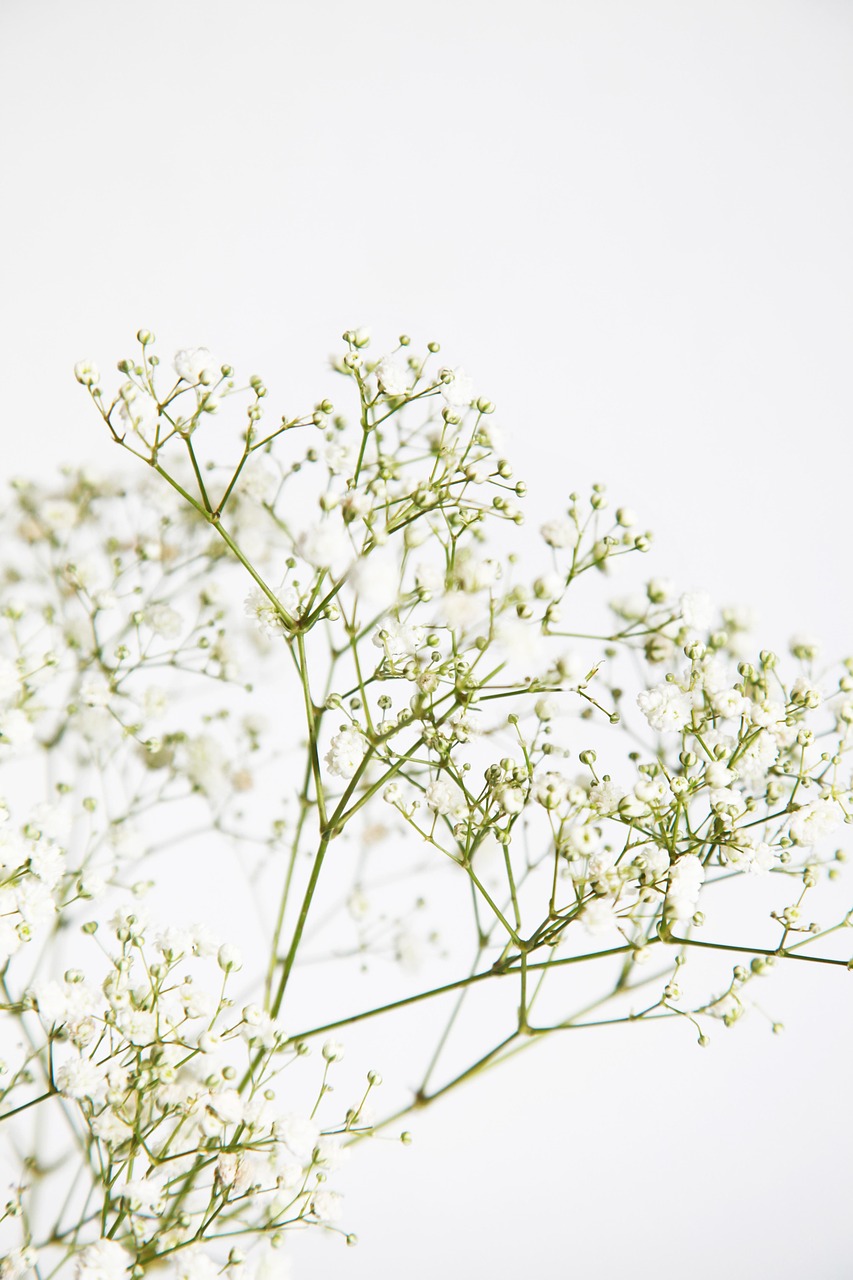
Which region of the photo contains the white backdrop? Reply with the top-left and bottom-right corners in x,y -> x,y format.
2,2 -> 852,1276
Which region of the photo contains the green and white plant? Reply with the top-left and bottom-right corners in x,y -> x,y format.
1,327 -> 851,1278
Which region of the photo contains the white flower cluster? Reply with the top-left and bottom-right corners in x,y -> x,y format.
5,913 -> 357,1276
26,324 -> 846,1274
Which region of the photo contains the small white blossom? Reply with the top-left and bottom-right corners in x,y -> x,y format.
74,360 -> 100,386
174,347 -> 216,384
143,603 -> 183,638
588,778 -> 626,815
0,709 -> 35,749
709,687 -> 750,720
425,776 -> 464,816
76,1239 -> 131,1280
218,942 -> 243,972
637,682 -> 693,733
311,1188 -> 344,1221
732,729 -> 779,782
582,898 -> 621,936
372,619 -> 425,660
439,367 -> 474,408
496,784 -> 526,816
376,356 -> 411,396
56,1054 -> 109,1103
789,799 -> 840,847
540,517 -> 578,550
325,728 -> 367,779
666,854 -> 704,922
274,1113 -> 320,1163
244,588 -> 290,637
181,734 -> 229,795
532,772 -> 570,809
118,391 -> 159,437
681,591 -> 714,631
297,522 -> 353,574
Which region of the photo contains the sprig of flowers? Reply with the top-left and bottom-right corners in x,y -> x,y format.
0,326 -> 850,1277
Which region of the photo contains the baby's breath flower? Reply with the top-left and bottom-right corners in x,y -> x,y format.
439,366 -> 474,408
174,346 -> 216,384
540,517 -> 578,549
77,1240 -> 132,1280
325,728 -> 367,779
73,360 -> 100,386
637,682 -> 692,733
666,855 -> 704,922
681,591 -> 714,631
375,356 -> 411,396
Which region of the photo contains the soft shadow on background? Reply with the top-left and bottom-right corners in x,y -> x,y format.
2,2 -> 852,1276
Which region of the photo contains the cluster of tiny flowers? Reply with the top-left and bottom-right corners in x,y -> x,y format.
0,322 -> 832,1276
2,914 -> 360,1276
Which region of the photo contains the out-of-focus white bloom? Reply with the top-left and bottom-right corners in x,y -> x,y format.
440,590 -> 483,632
119,1176 -> 165,1214
324,439 -> 354,475
174,347 -> 216,384
791,676 -> 822,709
349,554 -> 400,608
582,898 -> 621,936
77,1239 -> 132,1280
637,682 -> 693,733
79,674 -> 112,707
540,517 -> 578,550
789,799 -> 840,847
297,521 -> 353,575
218,942 -> 243,971
566,823 -> 602,855
118,391 -> 159,437
143,603 -> 183,638
0,709 -> 35,749
325,728 -> 367,779
244,588 -> 290,637
789,633 -> 821,661
42,498 -> 79,532
274,1113 -> 320,1163
414,561 -> 445,594
732,729 -> 779,782
494,616 -> 545,670
666,854 -> 704,922
376,356 -> 411,396
56,1054 -> 109,1103
0,657 -> 19,701
647,576 -> 674,603
697,655 -> 728,694
681,591 -> 714,631
1,1248 -> 38,1280
454,549 -> 499,593
91,1111 -> 133,1148
311,1188 -> 343,1221
439,367 -> 474,408
74,360 -> 100,386
181,734 -> 229,795
532,772 -> 570,809
173,1250 -> 221,1280
372,619 -> 424,660
709,687 -> 750,720
496,784 -> 526,815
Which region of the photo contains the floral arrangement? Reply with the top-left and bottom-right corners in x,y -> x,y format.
1,328 -> 850,1278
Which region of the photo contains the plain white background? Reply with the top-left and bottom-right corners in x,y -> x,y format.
2,2 -> 853,1276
